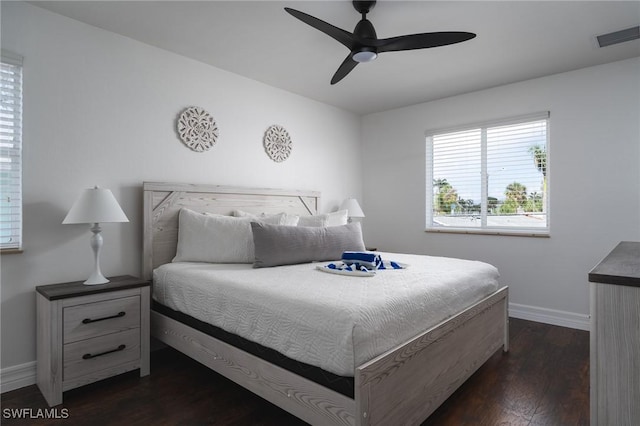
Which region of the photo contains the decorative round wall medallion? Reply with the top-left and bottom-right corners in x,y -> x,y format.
177,107 -> 219,152
263,125 -> 292,162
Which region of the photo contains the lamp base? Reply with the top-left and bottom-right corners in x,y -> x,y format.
84,223 -> 110,285
84,273 -> 110,285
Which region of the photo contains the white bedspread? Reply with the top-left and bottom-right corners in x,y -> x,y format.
153,252 -> 500,377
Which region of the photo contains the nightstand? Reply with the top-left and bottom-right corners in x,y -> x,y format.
36,275 -> 150,407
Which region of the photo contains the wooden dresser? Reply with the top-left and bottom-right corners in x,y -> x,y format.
36,276 -> 150,407
589,241 -> 640,425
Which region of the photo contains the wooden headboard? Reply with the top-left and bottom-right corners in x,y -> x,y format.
142,182 -> 320,280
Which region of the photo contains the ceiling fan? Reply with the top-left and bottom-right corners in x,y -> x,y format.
284,0 -> 476,85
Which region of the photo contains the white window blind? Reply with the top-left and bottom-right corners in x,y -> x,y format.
1,51 -> 23,250
426,113 -> 549,236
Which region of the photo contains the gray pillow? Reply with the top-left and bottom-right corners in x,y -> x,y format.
251,222 -> 366,268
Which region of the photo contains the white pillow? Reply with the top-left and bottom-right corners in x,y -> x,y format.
296,214 -> 327,227
173,208 -> 286,263
297,209 -> 349,227
326,209 -> 349,226
232,210 -> 299,226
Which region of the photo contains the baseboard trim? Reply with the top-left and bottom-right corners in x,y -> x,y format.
509,302 -> 590,331
1,361 -> 36,394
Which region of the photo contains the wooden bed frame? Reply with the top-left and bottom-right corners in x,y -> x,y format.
142,181 -> 509,426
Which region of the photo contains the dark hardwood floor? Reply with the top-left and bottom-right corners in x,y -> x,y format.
1,318 -> 588,425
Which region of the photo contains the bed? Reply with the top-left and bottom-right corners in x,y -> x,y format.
143,182 -> 509,426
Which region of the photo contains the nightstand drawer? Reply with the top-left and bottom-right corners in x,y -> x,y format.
63,328 -> 140,381
63,295 -> 140,343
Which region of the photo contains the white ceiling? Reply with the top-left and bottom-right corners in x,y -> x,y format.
30,1 -> 640,115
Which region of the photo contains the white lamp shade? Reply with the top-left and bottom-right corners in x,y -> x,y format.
340,198 -> 365,218
63,187 -> 129,224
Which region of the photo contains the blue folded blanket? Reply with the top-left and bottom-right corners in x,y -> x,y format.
341,251 -> 381,269
317,251 -> 407,277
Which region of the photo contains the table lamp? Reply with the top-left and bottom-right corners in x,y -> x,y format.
340,198 -> 365,222
62,186 -> 129,285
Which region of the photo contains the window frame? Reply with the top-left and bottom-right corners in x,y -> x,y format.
1,50 -> 24,253
425,112 -> 550,237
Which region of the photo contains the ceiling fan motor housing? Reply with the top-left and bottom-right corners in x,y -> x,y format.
352,18 -> 378,62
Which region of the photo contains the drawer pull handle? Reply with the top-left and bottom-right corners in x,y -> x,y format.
82,311 -> 126,324
82,344 -> 126,360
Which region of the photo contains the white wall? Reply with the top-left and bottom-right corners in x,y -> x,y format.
0,2 -> 362,374
362,57 -> 640,329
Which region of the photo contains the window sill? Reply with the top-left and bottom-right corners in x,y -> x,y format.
1,248 -> 24,255
425,228 -> 550,238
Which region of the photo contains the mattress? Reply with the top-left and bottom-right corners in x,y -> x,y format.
152,252 -> 500,377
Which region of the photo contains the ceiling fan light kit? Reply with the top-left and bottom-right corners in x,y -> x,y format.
352,48 -> 377,63
285,0 -> 476,84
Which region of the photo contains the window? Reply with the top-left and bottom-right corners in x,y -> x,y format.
1,51 -> 23,251
426,113 -> 549,236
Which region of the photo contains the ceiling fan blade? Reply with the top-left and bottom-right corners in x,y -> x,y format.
331,55 -> 359,85
373,32 -> 476,53
284,7 -> 355,49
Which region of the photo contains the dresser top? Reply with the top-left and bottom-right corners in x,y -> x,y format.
36,275 -> 150,300
589,241 -> 640,287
